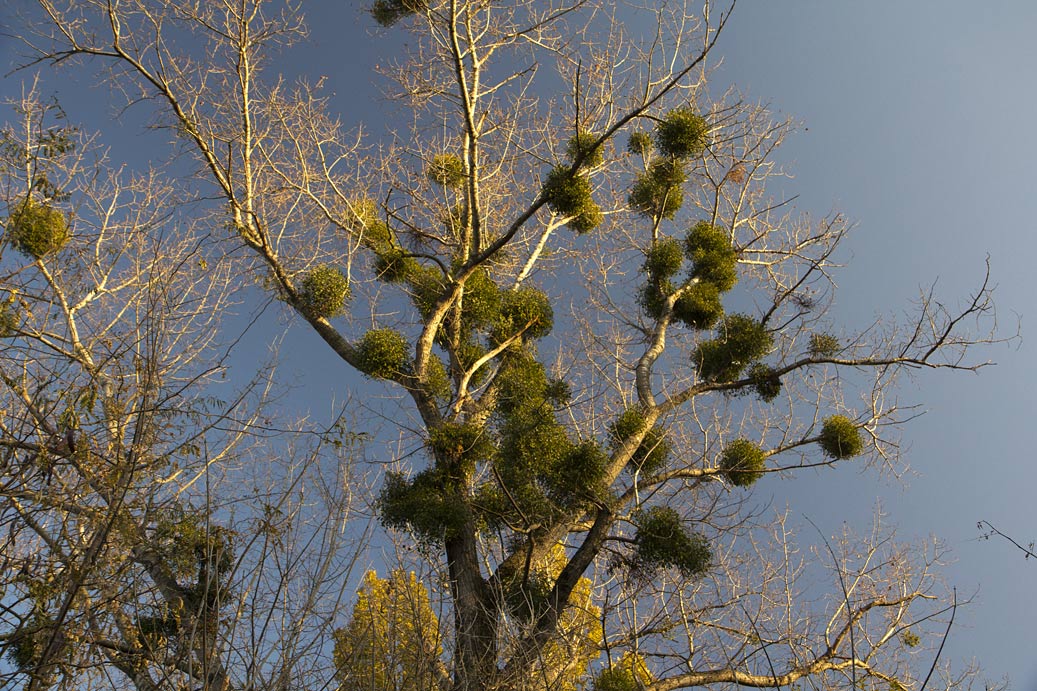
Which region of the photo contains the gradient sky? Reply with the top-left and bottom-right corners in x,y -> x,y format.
2,1 -> 1035,688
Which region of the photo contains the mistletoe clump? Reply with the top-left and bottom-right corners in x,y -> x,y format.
626,131 -> 653,156
818,415 -> 863,459
370,0 -> 425,26
494,287 -> 553,342
748,363 -> 782,402
692,314 -> 772,382
643,237 -> 685,280
719,439 -> 767,487
685,220 -> 738,291
609,407 -> 671,475
6,198 -> 69,258
628,159 -> 686,220
655,107 -> 709,159
299,265 -> 351,318
428,422 -> 495,474
427,153 -> 466,188
545,440 -> 610,506
566,131 -> 604,169
355,328 -> 410,380
379,469 -> 467,543
0,299 -> 17,338
632,506 -> 711,577
542,166 -> 602,233
373,247 -> 419,283
809,333 -> 841,357
672,282 -> 724,330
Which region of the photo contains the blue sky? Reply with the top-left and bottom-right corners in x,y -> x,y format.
2,1 -> 1034,688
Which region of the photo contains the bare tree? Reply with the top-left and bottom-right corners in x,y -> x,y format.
0,86 -> 368,691
10,2 -> 1005,691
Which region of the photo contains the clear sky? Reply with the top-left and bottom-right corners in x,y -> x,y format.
1,1 -> 1034,688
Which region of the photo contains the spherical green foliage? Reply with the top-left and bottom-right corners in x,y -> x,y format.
628,159 -> 686,220
609,407 -> 671,475
719,439 -> 767,487
642,237 -> 684,281
626,131 -> 653,156
7,615 -> 52,671
685,220 -> 738,292
370,0 -> 425,26
809,332 -> 841,358
672,282 -> 723,330
299,265 -> 351,318
637,279 -> 673,321
495,287 -> 553,342
818,415 -> 864,459
566,131 -> 604,168
692,313 -> 772,382
633,506 -> 711,577
544,378 -> 572,406
378,470 -> 466,543
427,153 -> 466,188
428,422 -> 494,474
407,264 -> 446,318
546,440 -> 609,505
542,166 -> 602,233
593,653 -> 653,691
373,247 -> 418,283
460,268 -> 502,329
0,300 -> 17,338
655,107 -> 709,159
6,198 -> 69,258
424,356 -> 452,402
748,363 -> 782,402
355,328 -> 410,380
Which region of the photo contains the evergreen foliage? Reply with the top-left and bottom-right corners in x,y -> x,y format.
6,198 -> 69,258
719,439 -> 767,487
371,0 -> 425,26
494,286 -> 553,342
609,407 -> 671,475
748,363 -> 782,402
818,415 -> 864,459
655,107 -> 709,159
299,265 -> 351,318
643,237 -> 685,280
356,328 -> 410,379
427,153 -> 466,188
672,281 -> 724,330
632,506 -> 711,576
693,314 -> 772,382
566,131 -> 604,168
593,653 -> 654,691
543,166 -> 602,233
626,131 -> 653,156
685,220 -> 738,291
628,158 -> 686,220
809,332 -> 841,357
379,469 -> 467,542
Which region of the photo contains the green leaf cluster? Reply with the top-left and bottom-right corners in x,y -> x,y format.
685,220 -> 738,291
748,363 -> 782,402
654,107 -> 709,159
494,286 -> 553,342
809,333 -> 841,357
543,166 -> 602,233
818,415 -> 863,459
608,407 -> 671,475
628,158 -> 686,220
626,131 -> 653,156
6,198 -> 69,258
719,439 -> 767,487
379,469 -> 468,542
370,0 -> 425,26
566,131 -> 604,169
632,506 -> 711,577
593,653 -> 654,691
299,265 -> 351,318
427,153 -> 466,188
692,314 -> 772,382
355,328 -> 410,380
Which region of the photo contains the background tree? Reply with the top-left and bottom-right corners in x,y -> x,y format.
13,2 -> 1002,691
0,88 -> 367,691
